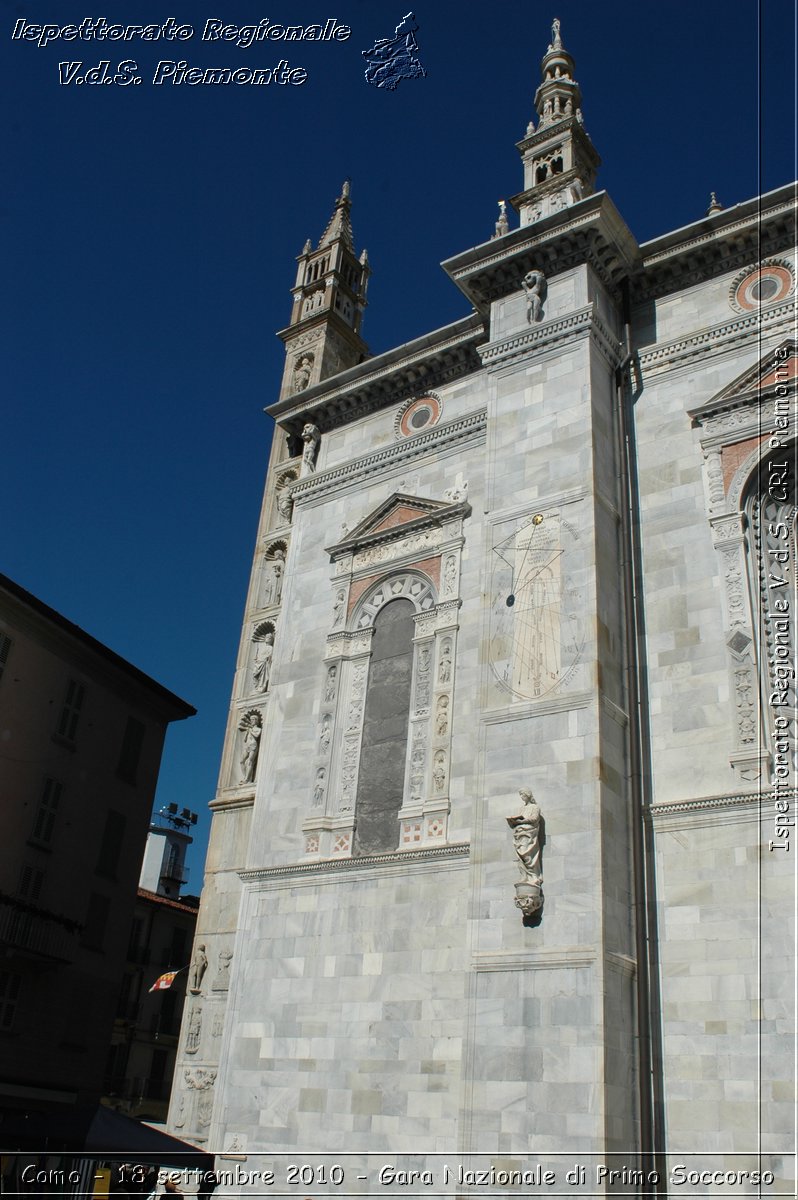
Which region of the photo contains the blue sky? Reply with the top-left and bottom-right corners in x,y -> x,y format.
3,1 -> 795,885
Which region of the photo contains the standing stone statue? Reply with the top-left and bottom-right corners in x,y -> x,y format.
523,269 -> 547,323
271,549 -> 285,605
239,711 -> 262,784
506,788 -> 543,918
252,631 -> 274,693
188,943 -> 208,994
300,422 -> 321,475
276,484 -> 294,524
293,353 -> 313,393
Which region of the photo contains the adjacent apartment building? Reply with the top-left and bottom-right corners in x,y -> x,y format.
0,572 -> 194,1121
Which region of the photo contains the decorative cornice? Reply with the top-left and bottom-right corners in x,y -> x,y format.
636,300 -> 795,378
637,189 -> 796,303
480,302 -> 622,372
647,789 -> 778,818
290,410 -> 487,504
209,792 -> 255,813
267,315 -> 486,433
239,841 -> 470,884
443,191 -> 639,311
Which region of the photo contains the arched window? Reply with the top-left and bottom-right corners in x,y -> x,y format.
353,598 -> 415,856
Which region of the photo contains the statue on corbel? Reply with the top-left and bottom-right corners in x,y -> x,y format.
507,788 -> 544,920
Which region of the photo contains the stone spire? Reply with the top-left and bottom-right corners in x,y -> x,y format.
510,18 -> 601,227
277,183 -> 370,402
318,180 -> 354,250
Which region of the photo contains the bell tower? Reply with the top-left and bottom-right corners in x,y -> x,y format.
277,181 -> 371,402
511,18 -> 601,225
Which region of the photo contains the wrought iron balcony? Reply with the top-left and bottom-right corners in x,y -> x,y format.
0,895 -> 78,962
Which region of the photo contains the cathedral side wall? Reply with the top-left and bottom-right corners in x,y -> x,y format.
652,800 -> 794,1190
213,860 -> 468,1151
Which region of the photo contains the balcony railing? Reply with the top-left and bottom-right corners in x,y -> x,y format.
0,896 -> 78,962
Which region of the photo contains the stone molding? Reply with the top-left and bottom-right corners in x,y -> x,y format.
290,410 -> 487,504
637,300 -> 794,378
481,690 -> 592,724
208,794 -> 254,813
641,197 -> 795,270
472,947 -> 596,972
267,315 -> 486,429
648,789 -> 772,818
239,840 -> 470,885
479,302 -> 621,371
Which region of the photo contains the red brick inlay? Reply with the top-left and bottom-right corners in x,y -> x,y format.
721,435 -> 766,493
371,505 -> 430,533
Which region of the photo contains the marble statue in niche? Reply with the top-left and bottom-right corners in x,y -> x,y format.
239,711 -> 262,784
438,639 -> 453,684
432,750 -> 446,793
293,353 -> 314,393
324,664 -> 338,702
332,589 -> 345,627
262,549 -> 286,607
313,767 -> 326,806
506,787 -> 544,920
301,422 -> 321,475
188,943 -> 207,994
319,714 -> 332,754
276,484 -> 294,525
252,630 -> 274,693
523,269 -> 547,323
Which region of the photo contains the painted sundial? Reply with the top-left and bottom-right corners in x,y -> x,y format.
489,511 -> 585,700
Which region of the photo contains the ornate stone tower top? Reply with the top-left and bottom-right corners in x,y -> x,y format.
277,182 -> 370,402
510,19 -> 601,227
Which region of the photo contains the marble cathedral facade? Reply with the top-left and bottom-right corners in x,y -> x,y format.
168,23 -> 795,1192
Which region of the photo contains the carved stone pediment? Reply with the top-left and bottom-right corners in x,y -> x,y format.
325,492 -> 471,564
688,338 -> 796,428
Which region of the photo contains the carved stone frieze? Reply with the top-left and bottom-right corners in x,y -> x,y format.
353,526 -> 443,571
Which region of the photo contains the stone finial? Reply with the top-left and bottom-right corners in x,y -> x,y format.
549,17 -> 562,50
707,191 -> 723,215
492,199 -> 510,240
